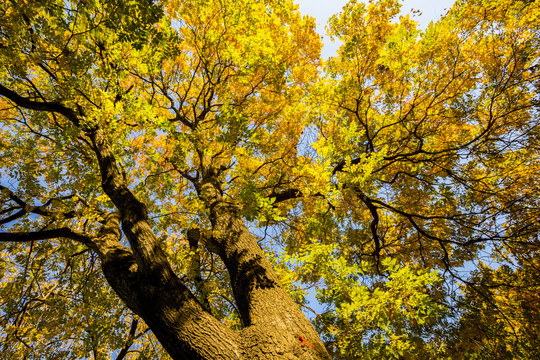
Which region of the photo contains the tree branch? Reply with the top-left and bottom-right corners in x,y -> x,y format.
0,228 -> 92,244
0,84 -> 80,125
1,75 -> 247,360
88,127 -> 171,272
355,189 -> 382,266
115,317 -> 139,360
0,84 -> 170,273
268,188 -> 304,203
0,185 -> 78,225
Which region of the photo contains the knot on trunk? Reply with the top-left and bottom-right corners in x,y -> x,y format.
197,179 -> 223,205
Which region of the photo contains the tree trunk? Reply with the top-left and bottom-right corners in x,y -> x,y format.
90,132 -> 330,359
194,179 -> 330,359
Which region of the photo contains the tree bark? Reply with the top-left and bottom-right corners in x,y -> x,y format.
196,179 -> 330,359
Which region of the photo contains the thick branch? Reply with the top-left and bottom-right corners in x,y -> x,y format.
115,318 -> 139,360
0,85 -> 173,272
87,127 -> 171,273
89,213 -> 241,360
186,229 -> 212,313
332,157 -> 363,175
355,189 -> 382,262
269,188 -> 304,203
0,208 -> 28,226
268,188 -> 326,205
0,228 -> 91,244
0,83 -> 80,125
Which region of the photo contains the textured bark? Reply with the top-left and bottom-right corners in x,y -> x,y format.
197,179 -> 331,359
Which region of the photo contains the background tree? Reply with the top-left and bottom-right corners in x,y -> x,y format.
290,0 -> 540,357
1,0 -> 539,359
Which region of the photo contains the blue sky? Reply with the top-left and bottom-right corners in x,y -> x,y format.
296,0 -> 456,58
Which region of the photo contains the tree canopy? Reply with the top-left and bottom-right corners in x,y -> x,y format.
0,0 -> 539,359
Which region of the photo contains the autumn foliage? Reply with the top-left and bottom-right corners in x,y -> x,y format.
0,0 -> 539,359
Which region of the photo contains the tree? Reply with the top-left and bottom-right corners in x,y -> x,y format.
301,0 -> 540,357
0,0 -> 538,359
300,0 -> 540,357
